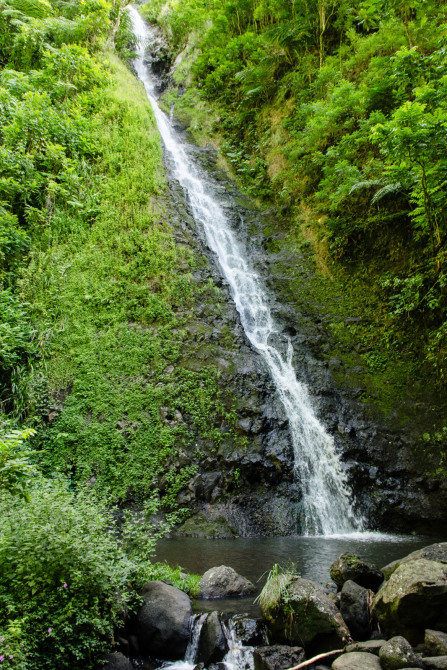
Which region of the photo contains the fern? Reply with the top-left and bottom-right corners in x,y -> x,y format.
371,181 -> 402,205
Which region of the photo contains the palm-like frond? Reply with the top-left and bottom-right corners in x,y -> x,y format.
7,0 -> 53,19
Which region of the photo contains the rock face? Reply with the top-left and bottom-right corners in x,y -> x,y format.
426,630 -> 447,656
197,612 -> 228,665
198,565 -> 255,599
379,636 -> 424,670
332,652 -> 381,669
330,554 -> 383,591
373,558 -> 447,642
136,581 -> 192,659
340,580 -> 374,641
253,645 -> 305,670
260,576 -> 350,653
100,652 -> 133,670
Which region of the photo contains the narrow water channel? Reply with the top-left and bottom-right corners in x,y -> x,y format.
130,6 -> 363,536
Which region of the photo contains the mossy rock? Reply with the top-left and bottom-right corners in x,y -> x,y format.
373,558 -> 447,644
330,553 -> 384,591
260,576 -> 350,654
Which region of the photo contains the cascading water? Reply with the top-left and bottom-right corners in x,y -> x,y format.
129,6 -> 364,536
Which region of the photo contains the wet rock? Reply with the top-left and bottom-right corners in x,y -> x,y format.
99,652 -> 133,670
198,565 -> 255,599
232,615 -> 266,646
253,645 -> 305,670
423,658 -> 447,669
260,576 -> 350,654
373,559 -> 447,643
197,612 -> 228,665
330,554 -> 383,592
425,630 -> 447,656
332,652 -> 381,669
382,543 -> 447,580
340,580 -> 375,641
136,581 -> 192,659
345,640 -> 386,655
379,636 -> 424,669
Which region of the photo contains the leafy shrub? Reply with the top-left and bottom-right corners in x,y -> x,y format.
0,479 -> 162,669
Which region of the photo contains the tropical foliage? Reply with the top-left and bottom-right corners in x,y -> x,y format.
144,0 -> 447,383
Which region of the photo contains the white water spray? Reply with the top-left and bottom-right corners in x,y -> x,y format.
130,7 -> 364,535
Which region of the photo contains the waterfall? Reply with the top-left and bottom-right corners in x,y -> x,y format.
129,6 -> 364,535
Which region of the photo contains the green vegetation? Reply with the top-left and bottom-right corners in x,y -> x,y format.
0,1 -> 210,667
142,0 -> 447,392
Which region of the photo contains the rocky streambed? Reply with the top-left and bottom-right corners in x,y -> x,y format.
100,541 -> 447,670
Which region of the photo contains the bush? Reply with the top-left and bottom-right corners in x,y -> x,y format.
0,479 -> 162,669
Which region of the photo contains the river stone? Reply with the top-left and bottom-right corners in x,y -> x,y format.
136,581 -> 192,659
382,543 -> 447,580
100,652 -> 133,670
379,636 -> 424,670
197,612 -> 228,665
232,615 -> 266,646
253,645 -> 305,670
198,565 -> 255,599
426,630 -> 447,656
330,554 -> 383,592
332,651 -> 381,669
340,580 -> 374,641
423,658 -> 447,669
260,576 -> 350,653
346,640 -> 386,655
373,558 -> 447,642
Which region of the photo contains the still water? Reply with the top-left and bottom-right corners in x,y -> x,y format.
156,535 -> 438,614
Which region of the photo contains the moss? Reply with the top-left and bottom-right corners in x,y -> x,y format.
20,55 -> 242,506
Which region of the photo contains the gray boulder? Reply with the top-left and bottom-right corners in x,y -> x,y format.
100,652 -> 133,670
340,580 -> 374,641
198,565 -> 255,599
136,581 -> 192,659
260,576 -> 350,653
332,651 -> 381,669
253,645 -> 305,670
382,543 -> 447,580
423,659 -> 447,670
373,558 -> 447,642
330,554 -> 383,592
345,640 -> 386,655
379,636 -> 424,670
426,630 -> 447,656
197,612 -> 228,665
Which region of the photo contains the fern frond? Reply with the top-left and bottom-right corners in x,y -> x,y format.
349,179 -> 384,195
371,181 -> 402,205
6,0 -> 53,19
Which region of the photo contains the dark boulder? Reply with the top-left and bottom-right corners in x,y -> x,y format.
253,645 -> 305,670
340,580 -> 375,641
232,615 -> 266,646
379,636 -> 424,670
99,652 -> 133,670
330,554 -> 383,592
198,566 -> 255,599
197,612 -> 228,665
136,581 -> 192,660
